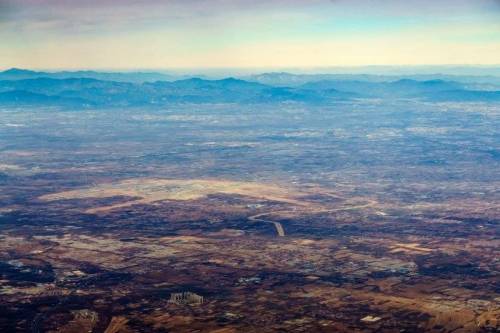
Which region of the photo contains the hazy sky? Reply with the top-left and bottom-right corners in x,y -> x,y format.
1,0 -> 499,69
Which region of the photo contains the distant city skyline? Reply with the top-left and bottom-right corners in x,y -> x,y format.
1,0 -> 500,69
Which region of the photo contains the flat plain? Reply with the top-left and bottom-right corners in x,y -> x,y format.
0,99 -> 499,332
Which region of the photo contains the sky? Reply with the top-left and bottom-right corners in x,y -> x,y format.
1,0 -> 500,70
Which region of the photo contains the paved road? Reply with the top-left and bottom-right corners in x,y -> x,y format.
248,212 -> 286,237
247,199 -> 377,238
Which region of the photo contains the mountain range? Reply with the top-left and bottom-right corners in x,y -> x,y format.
0,69 -> 499,107
0,68 -> 180,83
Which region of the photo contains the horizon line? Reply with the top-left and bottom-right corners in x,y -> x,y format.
3,64 -> 500,71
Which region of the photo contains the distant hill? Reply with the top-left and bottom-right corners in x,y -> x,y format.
300,79 -> 464,98
0,68 -> 180,83
0,73 -> 498,107
243,72 -> 393,87
0,76 -> 359,106
244,72 -> 500,89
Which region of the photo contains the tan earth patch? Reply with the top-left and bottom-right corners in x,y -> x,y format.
389,243 -> 434,254
39,178 -> 311,213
